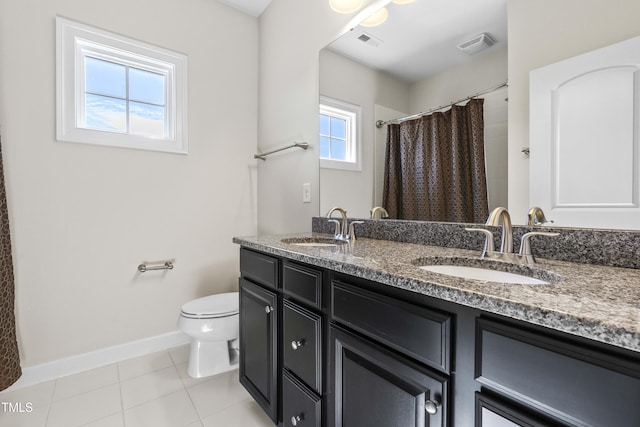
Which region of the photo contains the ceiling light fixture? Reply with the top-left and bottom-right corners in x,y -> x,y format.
329,0 -> 364,14
360,7 -> 389,27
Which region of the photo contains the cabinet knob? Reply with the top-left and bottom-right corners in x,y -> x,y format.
264,305 -> 273,314
291,414 -> 304,425
425,399 -> 441,415
291,339 -> 305,350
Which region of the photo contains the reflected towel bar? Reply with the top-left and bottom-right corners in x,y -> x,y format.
138,261 -> 174,273
254,142 -> 309,160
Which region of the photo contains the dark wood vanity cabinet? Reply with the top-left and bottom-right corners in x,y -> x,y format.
475,318 -> 640,427
239,248 -> 326,427
281,261 -> 325,427
475,393 -> 554,427
239,278 -> 278,421
329,325 -> 448,427
239,247 -> 640,427
239,249 -> 280,422
329,280 -> 451,427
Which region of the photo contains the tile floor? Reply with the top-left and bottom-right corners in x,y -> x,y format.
0,345 -> 274,427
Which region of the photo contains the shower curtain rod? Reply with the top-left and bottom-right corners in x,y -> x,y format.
376,81 -> 508,128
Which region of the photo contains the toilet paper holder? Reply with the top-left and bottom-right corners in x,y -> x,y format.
138,261 -> 174,273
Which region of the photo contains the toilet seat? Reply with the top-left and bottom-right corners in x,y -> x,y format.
180,293 -> 239,319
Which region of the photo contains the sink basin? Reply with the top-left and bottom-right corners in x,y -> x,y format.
419,265 -> 550,285
412,256 -> 560,285
281,237 -> 347,248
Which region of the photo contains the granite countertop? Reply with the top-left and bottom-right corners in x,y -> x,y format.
234,233 -> 640,354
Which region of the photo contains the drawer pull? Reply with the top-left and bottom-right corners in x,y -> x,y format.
425,399 -> 441,415
291,414 -> 304,425
265,305 -> 274,314
291,339 -> 305,350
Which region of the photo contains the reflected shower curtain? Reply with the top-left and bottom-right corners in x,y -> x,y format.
0,133 -> 20,391
382,98 -> 489,223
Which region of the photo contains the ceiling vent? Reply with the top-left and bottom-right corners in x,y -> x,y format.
457,33 -> 495,55
357,32 -> 383,48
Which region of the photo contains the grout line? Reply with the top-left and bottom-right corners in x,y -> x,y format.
77,410 -> 124,427
182,377 -> 201,423
42,377 -> 57,426
121,364 -> 186,412
182,368 -> 208,425
116,364 -> 126,427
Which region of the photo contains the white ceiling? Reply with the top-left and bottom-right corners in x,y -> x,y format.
328,0 -> 507,83
217,0 -> 272,17
217,0 -> 507,83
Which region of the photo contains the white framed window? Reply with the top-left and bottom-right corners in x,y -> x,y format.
56,17 -> 188,154
319,96 -> 361,171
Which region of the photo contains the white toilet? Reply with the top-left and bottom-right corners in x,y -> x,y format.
177,292 -> 239,378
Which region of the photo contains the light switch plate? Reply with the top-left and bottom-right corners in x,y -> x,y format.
303,183 -> 311,203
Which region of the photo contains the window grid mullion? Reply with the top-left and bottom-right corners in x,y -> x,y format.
125,65 -> 130,134
321,111 -> 349,161
327,115 -> 332,159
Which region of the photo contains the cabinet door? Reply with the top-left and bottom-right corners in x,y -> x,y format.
475,393 -> 557,427
283,300 -> 322,393
329,326 -> 448,427
283,371 -> 322,427
239,278 -> 278,422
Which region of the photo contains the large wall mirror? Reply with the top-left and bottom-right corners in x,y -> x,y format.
319,0 -> 508,221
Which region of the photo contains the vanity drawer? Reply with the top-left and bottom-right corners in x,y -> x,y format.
331,280 -> 451,373
476,318 -> 640,427
283,300 -> 322,393
240,248 -> 279,290
282,371 -> 321,427
283,261 -> 323,309
475,393 -> 551,427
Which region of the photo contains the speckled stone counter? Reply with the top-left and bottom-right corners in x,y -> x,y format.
233,233 -> 640,354
312,217 -> 640,269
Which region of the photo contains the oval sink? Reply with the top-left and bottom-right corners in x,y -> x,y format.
419,265 -> 550,285
412,256 -> 561,285
281,237 -> 347,248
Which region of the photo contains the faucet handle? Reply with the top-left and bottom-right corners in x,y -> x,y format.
465,228 -> 495,257
519,232 -> 559,262
328,219 -> 341,237
370,206 -> 389,219
527,207 -> 554,226
348,221 -> 364,241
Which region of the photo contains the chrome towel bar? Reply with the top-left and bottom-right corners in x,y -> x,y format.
254,142 -> 308,160
138,261 -> 174,273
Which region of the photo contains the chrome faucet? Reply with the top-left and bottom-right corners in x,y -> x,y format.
527,207 -> 554,226
466,207 -> 559,264
485,207 -> 513,253
370,206 -> 389,219
326,207 -> 348,238
326,207 -> 363,241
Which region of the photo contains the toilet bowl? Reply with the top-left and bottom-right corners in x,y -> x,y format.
177,292 -> 239,378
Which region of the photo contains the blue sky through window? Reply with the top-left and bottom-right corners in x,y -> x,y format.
319,113 -> 347,161
84,56 -> 166,137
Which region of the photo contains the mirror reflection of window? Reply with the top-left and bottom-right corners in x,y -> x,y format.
319,96 -> 361,171
319,111 -> 348,161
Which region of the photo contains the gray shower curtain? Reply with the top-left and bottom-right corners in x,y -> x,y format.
0,134 -> 21,391
382,98 -> 489,223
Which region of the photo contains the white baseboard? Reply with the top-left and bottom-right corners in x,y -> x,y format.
4,331 -> 190,392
